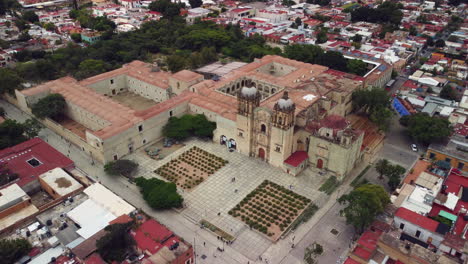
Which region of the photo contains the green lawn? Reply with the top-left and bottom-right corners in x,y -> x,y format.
319,176 -> 339,195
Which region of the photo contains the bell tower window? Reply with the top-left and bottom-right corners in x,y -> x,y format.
261,124 -> 266,133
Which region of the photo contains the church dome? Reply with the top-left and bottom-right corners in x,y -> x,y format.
240,86 -> 258,97
276,91 -> 294,110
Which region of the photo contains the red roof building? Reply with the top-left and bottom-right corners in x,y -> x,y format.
284,151 -> 308,167
131,219 -> 193,264
395,207 -> 439,232
0,138 -> 74,189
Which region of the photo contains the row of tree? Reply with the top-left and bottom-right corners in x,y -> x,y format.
284,44 -> 367,76
163,114 -> 216,140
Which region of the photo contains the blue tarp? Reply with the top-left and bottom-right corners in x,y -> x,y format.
392,98 -> 410,116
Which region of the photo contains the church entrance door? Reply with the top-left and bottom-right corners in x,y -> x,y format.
258,148 -> 265,160
317,159 -> 323,169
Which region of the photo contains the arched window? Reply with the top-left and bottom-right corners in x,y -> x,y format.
278,117 -> 282,125
261,124 -> 266,133
271,88 -> 276,93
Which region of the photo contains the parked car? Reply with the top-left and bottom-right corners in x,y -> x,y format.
411,144 -> 418,152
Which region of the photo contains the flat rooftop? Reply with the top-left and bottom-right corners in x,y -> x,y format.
39,168 -> 82,197
111,91 -> 158,111
59,117 -> 88,139
0,183 -> 28,210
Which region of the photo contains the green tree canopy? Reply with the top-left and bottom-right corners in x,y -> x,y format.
0,238 -> 31,264
374,159 -> 405,190
0,0 -> 20,15
31,93 -> 66,120
96,222 -> 136,262
149,0 -> 184,19
0,120 -> 27,149
435,39 -> 445,48
440,84 -> 458,101
135,177 -> 183,209
22,10 -> 38,23
75,59 -> 109,80
189,0 -> 202,8
104,159 -> 138,177
351,2 -> 403,26
404,113 -> 452,144
338,184 -> 390,233
163,114 -> 216,140
0,68 -> 22,94
346,59 -> 367,76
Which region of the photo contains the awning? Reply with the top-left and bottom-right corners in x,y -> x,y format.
439,210 -> 457,222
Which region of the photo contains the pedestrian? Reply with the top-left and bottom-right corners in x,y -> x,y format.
203,242 -> 206,247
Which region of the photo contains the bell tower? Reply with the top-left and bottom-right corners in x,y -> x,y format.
236,81 -> 260,156
269,91 -> 296,167
272,91 -> 295,129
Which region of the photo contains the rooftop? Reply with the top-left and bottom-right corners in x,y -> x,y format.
0,138 -> 74,188
395,207 -> 439,232
39,168 -> 82,197
284,151 -> 308,167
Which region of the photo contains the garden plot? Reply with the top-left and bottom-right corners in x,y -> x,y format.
154,146 -> 228,190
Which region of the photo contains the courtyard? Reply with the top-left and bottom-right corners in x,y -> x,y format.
131,139 -> 331,260
111,91 -> 158,111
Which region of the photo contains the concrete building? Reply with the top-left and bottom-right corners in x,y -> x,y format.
427,134 -> 468,172
39,168 -> 82,199
16,55 -> 366,178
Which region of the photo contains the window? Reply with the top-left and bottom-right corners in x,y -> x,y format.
399,223 -> 405,230
113,155 -> 118,160
238,131 -> 243,137
261,124 -> 266,133
27,158 -> 42,167
143,139 -> 147,144
458,162 -> 464,170
415,230 -> 421,238
169,110 -> 173,117
275,146 -> 281,152
429,152 -> 436,159
445,158 -> 452,163
110,79 -> 114,84
138,125 -> 143,132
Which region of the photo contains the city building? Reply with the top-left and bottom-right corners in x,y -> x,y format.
426,134 -> 468,172
16,55 -> 366,179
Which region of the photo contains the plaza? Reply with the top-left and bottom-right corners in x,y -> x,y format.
132,138 -> 331,260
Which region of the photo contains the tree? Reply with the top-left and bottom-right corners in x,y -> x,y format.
0,238 -> 31,264
149,0 -> 184,19
18,32 -> 31,42
104,160 -> 138,178
22,11 -> 38,23
0,120 -> 27,149
75,59 -> 108,80
435,39 -> 445,48
426,37 -> 434,47
338,184 -> 390,233
386,164 -> 405,191
22,118 -> 42,138
405,113 -> 452,144
70,33 -> 81,42
346,59 -> 367,76
31,93 -> 66,120
96,222 -> 136,262
315,29 -> 328,44
351,34 -> 362,42
375,159 -> 390,179
440,84 -> 458,101
189,0 -> 202,8
369,106 -> 392,131
166,55 -> 187,73
44,22 -> 56,31
295,17 -> 302,27
163,114 -> 216,140
135,177 -> 183,209
352,87 -> 390,114
0,68 -> 22,94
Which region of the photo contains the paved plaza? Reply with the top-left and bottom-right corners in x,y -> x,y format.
131,139 -> 330,260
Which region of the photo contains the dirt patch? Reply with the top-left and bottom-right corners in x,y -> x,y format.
55,177 -> 72,188
155,146 -> 228,190
228,180 -> 311,241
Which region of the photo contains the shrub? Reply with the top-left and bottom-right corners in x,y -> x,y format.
104,160 -> 138,177
135,177 -> 183,210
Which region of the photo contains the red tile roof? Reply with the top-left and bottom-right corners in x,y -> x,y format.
109,214 -> 133,225
0,138 -> 74,188
353,246 -> 372,260
357,230 -> 380,251
84,253 -> 107,264
284,151 -> 308,167
344,257 -> 360,264
132,219 -> 178,255
395,207 -> 439,232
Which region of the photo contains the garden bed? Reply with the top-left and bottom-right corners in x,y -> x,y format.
154,146 -> 228,190
200,219 -> 235,242
228,180 -> 311,241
